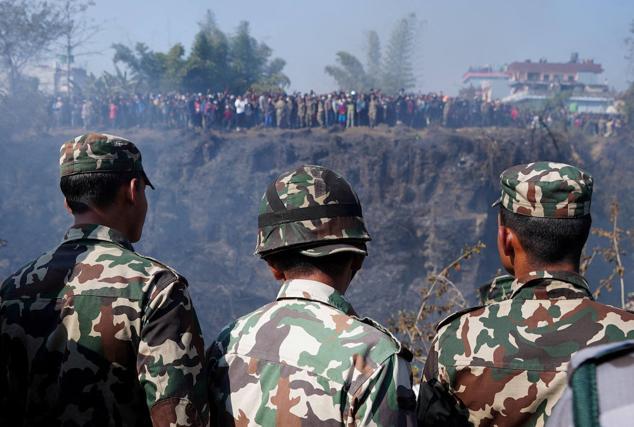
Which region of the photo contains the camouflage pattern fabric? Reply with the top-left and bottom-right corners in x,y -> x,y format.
493,162 -> 592,218
478,274 -> 514,305
59,132 -> 154,188
546,340 -> 634,427
0,224 -> 208,426
255,165 -> 371,257
207,279 -> 416,426
422,270 -> 634,427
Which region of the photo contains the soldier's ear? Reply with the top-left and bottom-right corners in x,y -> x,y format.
498,224 -> 515,257
125,178 -> 144,205
266,260 -> 286,281
63,198 -> 73,214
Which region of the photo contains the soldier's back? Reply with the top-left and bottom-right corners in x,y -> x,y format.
426,273 -> 634,427
0,224 -> 201,426
208,285 -> 412,426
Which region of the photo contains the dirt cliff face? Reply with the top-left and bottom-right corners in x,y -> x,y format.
1,126 -> 628,341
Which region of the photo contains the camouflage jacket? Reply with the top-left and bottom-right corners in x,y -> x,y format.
422,270 -> 634,427
0,224 -> 208,427
207,279 -> 416,426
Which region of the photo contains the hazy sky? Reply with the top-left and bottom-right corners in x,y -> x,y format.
79,0 -> 634,94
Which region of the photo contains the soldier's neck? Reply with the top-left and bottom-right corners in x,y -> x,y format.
514,258 -> 580,279
72,210 -> 132,242
284,271 -> 350,295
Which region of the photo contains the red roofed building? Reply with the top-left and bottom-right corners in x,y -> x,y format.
503,53 -> 613,113
507,59 -> 603,85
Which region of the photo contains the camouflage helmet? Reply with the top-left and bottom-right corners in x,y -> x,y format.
59,133 -> 154,189
492,161 -> 592,218
255,165 -> 371,258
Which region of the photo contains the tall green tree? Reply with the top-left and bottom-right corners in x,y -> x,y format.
229,21 -> 271,92
110,10 -> 288,94
157,44 -> 185,91
325,51 -> 370,91
382,13 -> 418,94
183,9 -> 230,92
366,31 -> 382,89
112,43 -> 165,90
252,57 -> 290,92
626,19 -> 634,83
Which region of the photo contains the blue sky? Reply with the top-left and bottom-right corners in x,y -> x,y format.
80,0 -> 634,94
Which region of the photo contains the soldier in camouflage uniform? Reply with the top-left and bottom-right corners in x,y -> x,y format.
478,274 -> 514,305
0,133 -> 208,426
207,165 -> 416,426
546,339 -> 634,427
419,162 -> 634,427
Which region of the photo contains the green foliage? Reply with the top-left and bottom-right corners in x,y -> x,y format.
229,21 -> 270,92
626,19 -> 634,83
324,14 -> 420,94
110,10 -> 288,94
0,0 -> 65,95
112,42 -> 165,91
366,31 -> 382,89
325,52 -> 371,92
382,13 -> 418,94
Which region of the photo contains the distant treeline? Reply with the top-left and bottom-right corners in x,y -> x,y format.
105,11 -> 290,96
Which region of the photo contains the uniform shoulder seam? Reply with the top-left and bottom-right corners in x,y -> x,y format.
436,305 -> 484,331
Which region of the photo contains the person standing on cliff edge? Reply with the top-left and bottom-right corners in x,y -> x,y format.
0,133 -> 209,426
418,161 -> 634,427
207,164 -> 417,426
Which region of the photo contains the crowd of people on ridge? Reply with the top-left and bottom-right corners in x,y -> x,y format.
49,89 -> 623,136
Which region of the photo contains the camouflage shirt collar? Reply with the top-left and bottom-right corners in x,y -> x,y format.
277,279 -> 355,315
510,270 -> 593,300
62,224 -> 134,251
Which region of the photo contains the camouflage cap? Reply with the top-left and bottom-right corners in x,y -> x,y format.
59,133 -> 154,189
255,165 -> 371,257
492,161 -> 592,218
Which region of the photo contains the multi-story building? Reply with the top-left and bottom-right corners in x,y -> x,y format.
504,53 -> 613,113
462,54 -> 615,113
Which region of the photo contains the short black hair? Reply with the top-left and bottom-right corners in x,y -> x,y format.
60,171 -> 141,214
265,251 -> 360,278
499,208 -> 591,265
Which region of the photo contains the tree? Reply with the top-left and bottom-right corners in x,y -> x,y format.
382,13 -> 419,94
157,44 -> 186,91
252,57 -> 290,93
366,31 -> 382,89
229,21 -> 271,93
182,31 -> 220,92
325,52 -> 370,92
182,9 -> 231,92
626,19 -> 634,83
0,0 -> 65,94
112,42 -> 167,91
111,10 -> 289,94
57,0 -> 100,98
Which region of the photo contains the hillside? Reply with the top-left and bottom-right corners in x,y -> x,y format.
0,125 -> 631,341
